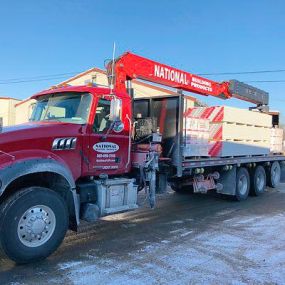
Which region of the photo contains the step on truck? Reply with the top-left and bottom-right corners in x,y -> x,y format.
0,52 -> 284,263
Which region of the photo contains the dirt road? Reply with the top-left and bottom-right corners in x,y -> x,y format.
1,186 -> 285,284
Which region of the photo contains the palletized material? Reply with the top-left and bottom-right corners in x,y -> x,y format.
209,141 -> 270,157
185,106 -> 272,157
270,128 -> 284,153
183,117 -> 209,156
183,144 -> 209,157
210,123 -> 270,141
187,106 -> 272,127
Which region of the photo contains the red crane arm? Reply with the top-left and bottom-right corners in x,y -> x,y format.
109,52 -> 268,106
111,52 -> 230,99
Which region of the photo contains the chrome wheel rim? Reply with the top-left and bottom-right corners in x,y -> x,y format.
17,205 -> 56,247
238,175 -> 248,195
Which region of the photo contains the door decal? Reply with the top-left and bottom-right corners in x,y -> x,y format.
93,142 -> 119,153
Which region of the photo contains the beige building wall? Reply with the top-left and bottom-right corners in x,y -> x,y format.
0,98 -> 21,126
0,99 -> 9,126
15,99 -> 36,125
61,68 -> 195,100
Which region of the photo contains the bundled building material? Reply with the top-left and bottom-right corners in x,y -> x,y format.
187,106 -> 272,127
209,140 -> 270,157
185,106 -> 272,157
183,117 -> 210,157
270,128 -> 284,153
209,123 -> 270,142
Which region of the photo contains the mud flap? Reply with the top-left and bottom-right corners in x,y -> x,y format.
149,170 -> 156,208
68,190 -> 80,231
156,172 -> 168,194
216,166 -> 237,196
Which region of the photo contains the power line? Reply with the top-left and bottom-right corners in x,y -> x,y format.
245,80 -> 285,83
1,67 -> 285,83
198,69 -> 285,76
0,71 -> 82,83
0,75 -> 76,85
1,69 -> 285,85
2,78 -> 285,85
1,78 -> 285,85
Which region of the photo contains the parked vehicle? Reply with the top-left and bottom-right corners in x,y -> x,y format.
0,52 -> 283,263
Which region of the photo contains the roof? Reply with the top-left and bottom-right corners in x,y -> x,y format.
59,67 -> 197,101
267,110 -> 280,115
15,97 -> 34,107
0,97 -> 21,101
60,67 -> 105,85
31,85 -> 131,100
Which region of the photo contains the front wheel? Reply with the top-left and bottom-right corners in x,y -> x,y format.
0,187 -> 68,264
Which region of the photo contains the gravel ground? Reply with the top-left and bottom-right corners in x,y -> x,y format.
0,185 -> 285,284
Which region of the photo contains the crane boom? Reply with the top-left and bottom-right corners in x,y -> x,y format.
108,52 -> 268,107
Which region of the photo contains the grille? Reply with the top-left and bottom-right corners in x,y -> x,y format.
52,138 -> 77,150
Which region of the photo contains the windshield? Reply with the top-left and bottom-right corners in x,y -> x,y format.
30,92 -> 92,124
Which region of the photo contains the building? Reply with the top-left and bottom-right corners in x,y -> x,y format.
1,67 -> 196,126
14,98 -> 36,125
0,97 -> 21,126
59,67 -> 196,99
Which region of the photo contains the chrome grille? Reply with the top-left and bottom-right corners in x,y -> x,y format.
52,138 -> 77,150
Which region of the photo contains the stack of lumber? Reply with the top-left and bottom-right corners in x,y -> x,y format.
185,106 -> 272,157
270,128 -> 284,153
183,116 -> 210,156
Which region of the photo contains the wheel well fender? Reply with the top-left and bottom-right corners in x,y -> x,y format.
0,159 -> 79,230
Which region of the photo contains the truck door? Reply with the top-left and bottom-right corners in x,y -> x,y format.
88,97 -> 130,175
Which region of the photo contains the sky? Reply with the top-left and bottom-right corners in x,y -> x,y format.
0,0 -> 285,119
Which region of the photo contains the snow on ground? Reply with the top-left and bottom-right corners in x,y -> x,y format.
54,212 -> 285,284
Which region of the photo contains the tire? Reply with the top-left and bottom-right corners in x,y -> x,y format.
0,187 -> 68,264
250,166 -> 266,196
267,161 -> 281,188
235,167 -> 250,201
170,182 -> 193,194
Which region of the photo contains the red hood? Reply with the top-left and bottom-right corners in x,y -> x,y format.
0,122 -> 83,152
1,123 -> 43,133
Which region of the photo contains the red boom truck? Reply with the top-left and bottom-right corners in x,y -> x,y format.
0,52 -> 284,264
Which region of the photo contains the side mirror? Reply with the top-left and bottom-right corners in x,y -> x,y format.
110,98 -> 122,121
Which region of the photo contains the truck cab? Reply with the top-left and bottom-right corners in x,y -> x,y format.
30,85 -> 132,177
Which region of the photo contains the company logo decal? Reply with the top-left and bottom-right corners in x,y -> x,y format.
154,64 -> 189,85
154,64 -> 213,92
93,142 -> 119,153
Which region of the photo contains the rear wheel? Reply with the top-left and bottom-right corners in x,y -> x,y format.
235,167 -> 250,201
0,187 -> 68,264
267,161 -> 281,188
250,165 -> 266,196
